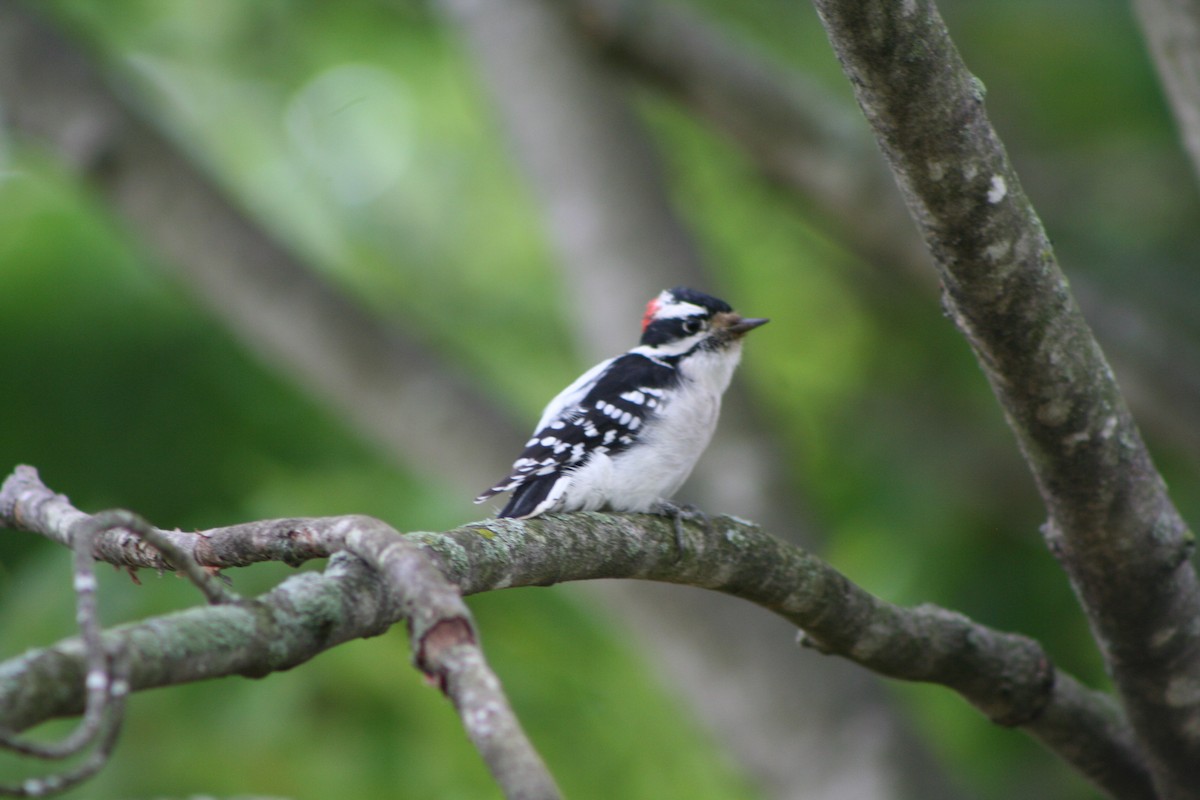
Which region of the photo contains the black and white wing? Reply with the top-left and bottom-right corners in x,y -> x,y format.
475,352 -> 679,518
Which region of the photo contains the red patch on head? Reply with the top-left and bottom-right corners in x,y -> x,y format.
641,297 -> 661,332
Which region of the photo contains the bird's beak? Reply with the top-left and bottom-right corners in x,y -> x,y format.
717,313 -> 770,337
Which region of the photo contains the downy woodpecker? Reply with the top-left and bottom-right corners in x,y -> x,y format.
476,287 -> 768,520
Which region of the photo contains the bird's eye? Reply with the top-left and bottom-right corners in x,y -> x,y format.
683,319 -> 703,334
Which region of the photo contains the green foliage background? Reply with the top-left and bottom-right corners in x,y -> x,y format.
2,1 -> 1198,798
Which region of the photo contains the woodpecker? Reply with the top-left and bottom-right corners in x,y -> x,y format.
476,286 -> 768,520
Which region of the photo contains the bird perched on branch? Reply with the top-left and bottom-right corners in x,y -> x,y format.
476,287 -> 768,523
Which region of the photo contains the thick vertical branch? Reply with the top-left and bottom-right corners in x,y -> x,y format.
809,1 -> 1200,796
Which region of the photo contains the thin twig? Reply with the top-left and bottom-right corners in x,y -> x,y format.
0,513 -> 133,797
0,466 -> 335,572
0,513 -> 119,759
0,649 -> 130,798
106,511 -> 239,605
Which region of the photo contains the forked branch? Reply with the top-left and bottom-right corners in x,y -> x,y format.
0,466 -> 1152,798
0,467 -> 560,800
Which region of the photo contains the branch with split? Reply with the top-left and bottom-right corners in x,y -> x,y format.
0,466 -> 560,800
0,466 -> 1152,799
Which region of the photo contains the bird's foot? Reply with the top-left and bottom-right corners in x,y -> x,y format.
651,501 -> 710,558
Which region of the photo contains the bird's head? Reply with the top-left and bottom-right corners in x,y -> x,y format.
639,287 -> 768,354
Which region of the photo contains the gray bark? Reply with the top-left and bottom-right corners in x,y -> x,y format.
0,465 -> 1154,799
811,1 -> 1200,796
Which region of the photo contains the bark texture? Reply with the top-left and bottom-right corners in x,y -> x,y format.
810,1 -> 1200,796
0,466 -> 1156,799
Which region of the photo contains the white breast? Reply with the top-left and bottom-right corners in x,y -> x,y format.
557,343 -> 743,513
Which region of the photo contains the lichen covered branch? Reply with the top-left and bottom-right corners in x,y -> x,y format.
0,468 -> 559,800
0,467 -> 1151,798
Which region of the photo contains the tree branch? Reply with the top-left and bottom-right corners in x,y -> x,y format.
808,0 -> 1200,795
0,466 -> 1153,799
0,467 -> 560,800
337,518 -> 562,800
0,512 -> 132,798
